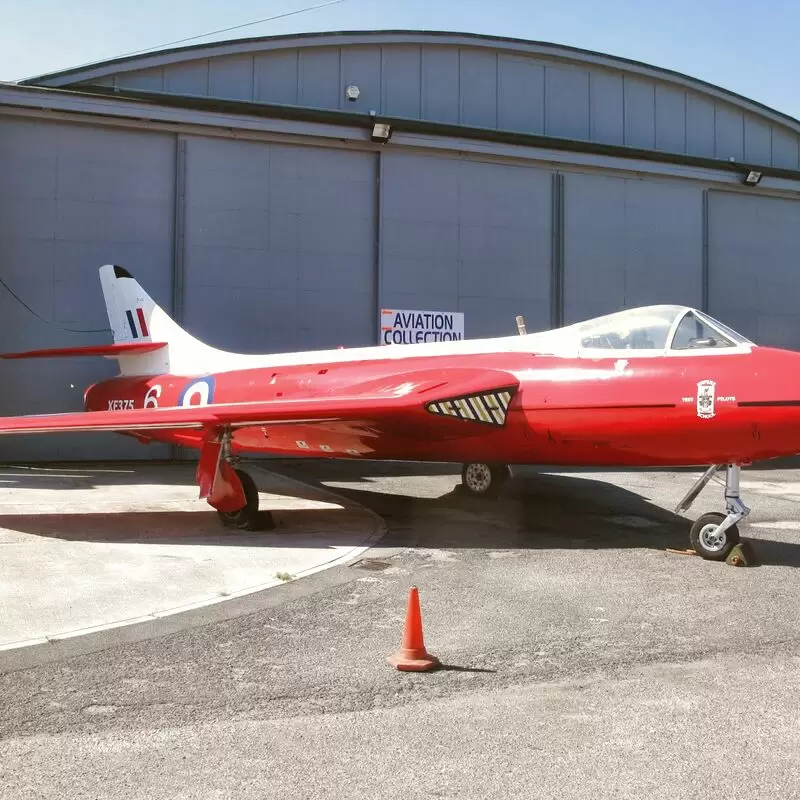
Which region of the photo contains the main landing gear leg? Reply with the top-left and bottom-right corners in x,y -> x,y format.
675,463 -> 750,561
199,428 -> 271,532
460,462 -> 511,499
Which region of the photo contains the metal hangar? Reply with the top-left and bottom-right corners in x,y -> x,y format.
1,30 -> 799,461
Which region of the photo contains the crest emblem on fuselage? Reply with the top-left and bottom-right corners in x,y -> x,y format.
696,379 -> 716,419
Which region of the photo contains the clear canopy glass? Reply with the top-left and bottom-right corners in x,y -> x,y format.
526,305 -> 754,357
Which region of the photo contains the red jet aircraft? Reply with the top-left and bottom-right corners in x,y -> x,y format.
0,265 -> 796,561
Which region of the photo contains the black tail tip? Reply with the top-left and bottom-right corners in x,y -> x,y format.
113,265 -> 134,279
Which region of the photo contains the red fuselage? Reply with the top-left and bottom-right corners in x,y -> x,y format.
84,346 -> 800,468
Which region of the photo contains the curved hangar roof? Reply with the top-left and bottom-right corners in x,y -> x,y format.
22,30 -> 800,171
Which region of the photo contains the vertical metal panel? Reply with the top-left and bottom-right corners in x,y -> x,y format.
771,126 -> 800,170
545,66 -> 590,140
497,55 -> 544,134
714,105 -> 744,161
381,45 -> 421,118
708,191 -> 800,348
624,77 -> 655,149
380,154 -> 460,305
374,151 -> 383,342
744,115 -> 772,165
298,48 -> 341,110
701,189 -> 709,312
254,50 -> 299,105
76,76 -> 115,88
421,47 -> 460,123
459,48 -> 497,128
655,85 -> 686,152
164,60 -> 210,96
379,151 -> 552,338
590,70 -> 624,145
208,55 -> 255,101
182,136 -> 376,353
116,67 -> 164,92
340,46 -> 381,112
563,173 -> 703,324
686,93 -> 716,157
0,116 -> 175,461
173,137 -> 187,325
551,172 -> 565,327
563,174 -> 625,323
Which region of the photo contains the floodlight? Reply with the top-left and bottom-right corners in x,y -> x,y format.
371,122 -> 392,143
743,170 -> 762,186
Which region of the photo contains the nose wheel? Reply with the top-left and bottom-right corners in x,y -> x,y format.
676,463 -> 749,561
689,512 -> 740,560
460,462 -> 511,499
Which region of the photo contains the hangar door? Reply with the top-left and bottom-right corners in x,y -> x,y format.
563,173 -> 704,324
0,116 -> 175,462
181,137 -> 377,353
379,151 -> 553,338
708,191 -> 800,349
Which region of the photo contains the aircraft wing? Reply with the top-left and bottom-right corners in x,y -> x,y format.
0,367 -> 519,436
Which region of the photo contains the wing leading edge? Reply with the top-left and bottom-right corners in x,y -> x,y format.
0,367 -> 519,436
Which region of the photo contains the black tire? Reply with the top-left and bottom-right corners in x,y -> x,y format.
689,511 -> 740,561
460,462 -> 511,499
217,468 -> 262,531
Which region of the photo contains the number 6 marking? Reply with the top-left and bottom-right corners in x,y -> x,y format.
144,385 -> 162,409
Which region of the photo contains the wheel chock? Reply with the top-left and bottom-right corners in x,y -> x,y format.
726,541 -> 757,567
387,586 -> 441,672
666,548 -> 697,556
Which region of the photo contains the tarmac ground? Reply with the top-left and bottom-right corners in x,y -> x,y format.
3,457 -> 800,799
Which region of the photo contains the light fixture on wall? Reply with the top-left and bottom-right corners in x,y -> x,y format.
371,122 -> 392,143
345,84 -> 360,101
743,170 -> 763,186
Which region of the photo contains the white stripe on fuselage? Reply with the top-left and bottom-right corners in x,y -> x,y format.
169,331 -> 565,375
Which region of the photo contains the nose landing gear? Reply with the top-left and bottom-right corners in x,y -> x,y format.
676,463 -> 750,561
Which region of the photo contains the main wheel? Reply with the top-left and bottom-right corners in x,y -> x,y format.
461,462 -> 510,499
689,511 -> 740,561
217,468 -> 262,531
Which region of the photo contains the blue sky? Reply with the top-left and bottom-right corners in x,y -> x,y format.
1,0 -> 798,120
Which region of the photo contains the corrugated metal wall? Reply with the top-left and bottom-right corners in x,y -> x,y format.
379,152 -> 553,337
563,174 -> 704,323
708,191 -> 800,348
181,136 -> 376,353
0,117 -> 175,462
91,42 -> 800,171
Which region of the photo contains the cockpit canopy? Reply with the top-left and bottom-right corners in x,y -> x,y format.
527,305 -> 754,358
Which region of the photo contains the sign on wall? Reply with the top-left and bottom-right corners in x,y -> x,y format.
380,308 -> 465,345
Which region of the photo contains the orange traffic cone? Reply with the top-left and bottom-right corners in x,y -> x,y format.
387,586 -> 441,672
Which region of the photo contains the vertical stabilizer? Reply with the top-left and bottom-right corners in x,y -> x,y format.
98,264 -> 228,376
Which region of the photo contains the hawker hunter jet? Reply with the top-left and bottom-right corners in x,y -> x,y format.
0,265 -> 797,561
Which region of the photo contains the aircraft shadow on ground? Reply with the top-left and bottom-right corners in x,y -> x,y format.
0,507 -> 371,549
3,462 -> 800,567
0,459 -> 347,506
322,471 -> 800,570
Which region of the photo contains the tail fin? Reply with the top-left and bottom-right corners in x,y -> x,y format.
99,264 -> 227,376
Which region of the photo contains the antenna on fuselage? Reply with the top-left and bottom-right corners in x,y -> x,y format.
515,315 -> 527,335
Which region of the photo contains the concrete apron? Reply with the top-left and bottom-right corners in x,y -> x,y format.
0,462 -> 385,673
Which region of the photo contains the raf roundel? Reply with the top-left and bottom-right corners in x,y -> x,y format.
179,377 -> 216,407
